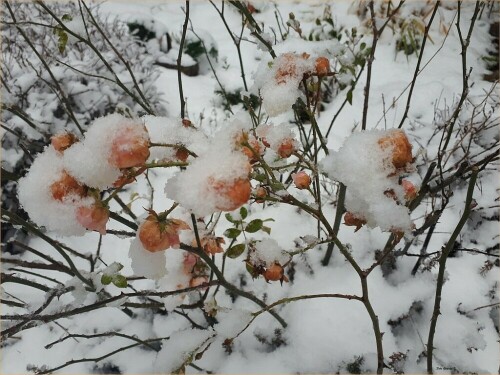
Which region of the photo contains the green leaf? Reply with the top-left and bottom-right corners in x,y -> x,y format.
270,182 -> 285,191
226,243 -> 246,259
245,262 -> 257,278
346,89 -> 353,105
239,206 -> 248,220
261,225 -> 271,235
253,173 -> 267,182
112,275 -> 128,288
61,14 -> 73,21
57,31 -> 68,53
224,228 -> 241,239
245,219 -> 263,233
360,42 -> 366,50
101,274 -> 113,285
225,213 -> 235,223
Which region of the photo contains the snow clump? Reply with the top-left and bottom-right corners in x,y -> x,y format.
64,113 -> 150,189
128,237 -> 167,280
143,115 -> 209,162
165,115 -> 253,217
252,53 -> 315,117
249,238 -> 290,268
321,129 -> 415,233
17,146 -> 95,236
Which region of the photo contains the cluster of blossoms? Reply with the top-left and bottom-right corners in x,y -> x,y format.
322,129 -> 418,234
18,114 -> 151,236
17,105 -> 307,283
17,49 -> 417,286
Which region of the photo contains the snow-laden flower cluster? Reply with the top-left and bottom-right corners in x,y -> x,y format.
18,114 -> 150,236
321,129 -> 418,233
17,146 -> 96,236
164,114 -> 301,217
64,114 -> 150,189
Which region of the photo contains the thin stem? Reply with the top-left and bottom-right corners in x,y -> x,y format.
1,210 -> 93,288
322,183 -> 346,266
426,168 -> 479,374
177,0 -> 190,119
398,1 -> 440,129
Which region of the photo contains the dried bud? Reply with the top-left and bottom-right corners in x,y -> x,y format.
344,211 -> 366,232
211,178 -> 252,212
76,204 -> 109,235
254,187 -> 267,203
277,138 -> 296,158
138,214 -> 190,252
263,263 -> 288,283
50,171 -> 86,201
292,171 -> 311,189
378,130 -> 413,169
401,179 -> 418,201
51,133 -> 78,153
175,147 -> 190,162
193,235 -> 225,255
315,57 -> 330,76
109,126 -> 150,169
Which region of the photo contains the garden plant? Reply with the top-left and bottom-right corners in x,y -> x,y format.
1,0 -> 499,373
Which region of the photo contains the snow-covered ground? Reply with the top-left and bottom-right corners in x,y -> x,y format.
2,1 -> 499,373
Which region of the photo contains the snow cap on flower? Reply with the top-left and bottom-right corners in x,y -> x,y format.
17,146 -> 95,236
251,53 -> 314,117
165,116 -> 253,217
249,238 -> 289,268
321,129 -> 414,233
63,113 -> 149,189
143,115 -> 209,162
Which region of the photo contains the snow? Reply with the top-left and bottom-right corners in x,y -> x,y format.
153,329 -> 214,373
17,146 -> 95,236
321,129 -> 415,233
64,113 -> 149,189
128,237 -> 167,280
252,53 -> 315,117
249,238 -> 290,268
2,1 -> 499,374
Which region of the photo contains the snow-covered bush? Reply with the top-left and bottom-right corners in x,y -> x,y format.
2,1 -> 499,374
1,1 -> 166,253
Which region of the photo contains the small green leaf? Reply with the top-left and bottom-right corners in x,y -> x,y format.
112,275 -> 128,288
245,262 -> 257,278
225,213 -> 235,223
261,225 -> 271,235
224,228 -> 242,239
270,182 -> 285,191
360,42 -> 366,50
226,243 -> 246,259
239,206 -> 248,220
57,31 -> 68,53
61,14 -> 73,21
346,89 -> 353,105
245,219 -> 263,233
101,274 -> 113,285
253,174 -> 267,182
